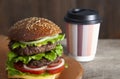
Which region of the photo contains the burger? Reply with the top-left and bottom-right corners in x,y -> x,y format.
6,17 -> 65,79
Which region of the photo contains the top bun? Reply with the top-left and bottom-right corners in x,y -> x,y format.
8,17 -> 62,41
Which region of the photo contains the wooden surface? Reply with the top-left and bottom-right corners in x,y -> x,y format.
0,35 -> 83,79
1,0 -> 120,38
0,35 -> 9,79
59,56 -> 83,79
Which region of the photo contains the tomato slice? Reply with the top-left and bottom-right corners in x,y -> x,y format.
47,65 -> 64,74
14,62 -> 46,74
14,58 -> 65,75
47,58 -> 65,74
48,59 -> 62,67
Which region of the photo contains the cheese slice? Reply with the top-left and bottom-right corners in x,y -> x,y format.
8,73 -> 60,79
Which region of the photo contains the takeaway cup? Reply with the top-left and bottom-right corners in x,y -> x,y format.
64,9 -> 101,62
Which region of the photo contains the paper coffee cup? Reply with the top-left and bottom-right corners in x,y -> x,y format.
64,9 -> 102,62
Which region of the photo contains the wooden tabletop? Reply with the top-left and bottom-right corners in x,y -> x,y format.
0,35 -> 9,79
61,39 -> 120,79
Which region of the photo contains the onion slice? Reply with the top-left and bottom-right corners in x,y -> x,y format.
20,34 -> 58,44
46,58 -> 65,70
23,65 -> 47,71
23,58 -> 65,71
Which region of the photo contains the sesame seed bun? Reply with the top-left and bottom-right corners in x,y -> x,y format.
8,17 -> 62,41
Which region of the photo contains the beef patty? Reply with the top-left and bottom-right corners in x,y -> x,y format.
9,41 -> 56,56
26,56 -> 62,68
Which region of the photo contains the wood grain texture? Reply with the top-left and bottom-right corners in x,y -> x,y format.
0,0 -> 120,38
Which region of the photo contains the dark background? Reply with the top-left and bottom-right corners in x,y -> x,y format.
0,0 -> 120,39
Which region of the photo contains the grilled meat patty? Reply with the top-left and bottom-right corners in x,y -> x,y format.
9,41 -> 56,56
26,56 -> 62,68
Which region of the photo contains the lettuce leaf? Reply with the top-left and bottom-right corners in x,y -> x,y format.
15,53 -> 45,64
7,64 -> 24,76
12,42 -> 26,49
12,34 -> 65,49
8,51 -> 17,61
6,53 -> 25,76
44,50 -> 57,61
44,45 -> 63,61
55,44 -> 63,56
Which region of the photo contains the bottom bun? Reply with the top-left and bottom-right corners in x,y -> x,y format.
8,73 -> 60,79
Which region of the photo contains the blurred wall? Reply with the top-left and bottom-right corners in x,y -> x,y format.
0,0 -> 120,38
